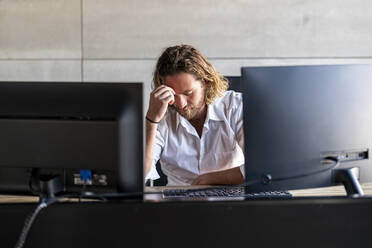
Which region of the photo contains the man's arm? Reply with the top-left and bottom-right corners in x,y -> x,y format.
145,85 -> 175,176
145,121 -> 158,175
191,167 -> 244,185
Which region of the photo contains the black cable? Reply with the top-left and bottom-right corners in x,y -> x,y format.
14,197 -> 57,248
271,156 -> 341,182
13,190 -> 153,248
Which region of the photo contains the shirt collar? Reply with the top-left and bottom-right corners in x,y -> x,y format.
207,102 -> 224,122
207,93 -> 226,122
175,109 -> 181,128
175,110 -> 198,137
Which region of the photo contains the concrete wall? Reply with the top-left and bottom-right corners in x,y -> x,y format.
1,0 -> 372,110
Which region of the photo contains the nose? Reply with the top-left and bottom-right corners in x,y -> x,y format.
174,95 -> 187,109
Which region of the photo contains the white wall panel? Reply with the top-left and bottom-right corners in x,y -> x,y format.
83,59 -> 155,111
0,60 -> 81,81
83,0 -> 372,59
0,0 -> 371,83
0,0 -> 81,59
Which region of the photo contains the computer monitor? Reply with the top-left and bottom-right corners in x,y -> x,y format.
0,82 -> 143,197
242,64 -> 372,196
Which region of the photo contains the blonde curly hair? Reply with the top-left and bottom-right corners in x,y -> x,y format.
153,45 -> 229,105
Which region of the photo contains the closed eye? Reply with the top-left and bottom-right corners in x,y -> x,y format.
184,91 -> 192,96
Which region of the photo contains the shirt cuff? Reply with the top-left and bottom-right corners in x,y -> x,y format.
239,164 -> 245,179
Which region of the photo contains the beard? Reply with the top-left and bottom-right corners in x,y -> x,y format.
171,98 -> 206,120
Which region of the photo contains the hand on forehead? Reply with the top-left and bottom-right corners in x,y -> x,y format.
163,72 -> 203,95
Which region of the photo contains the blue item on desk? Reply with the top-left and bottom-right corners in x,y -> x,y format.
80,170 -> 92,184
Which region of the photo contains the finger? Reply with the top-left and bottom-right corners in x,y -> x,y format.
154,84 -> 176,94
166,95 -> 175,105
153,87 -> 171,98
158,90 -> 173,100
168,94 -> 175,105
154,88 -> 175,100
159,92 -> 175,105
159,94 -> 174,105
157,85 -> 176,95
168,87 -> 176,95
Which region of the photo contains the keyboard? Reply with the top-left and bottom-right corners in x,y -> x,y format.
162,187 -> 292,199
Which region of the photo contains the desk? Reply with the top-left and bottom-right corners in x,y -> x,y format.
3,183 -> 372,203
1,184 -> 372,248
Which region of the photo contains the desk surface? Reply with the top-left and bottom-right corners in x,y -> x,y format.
145,183 -> 372,196
2,182 -> 372,203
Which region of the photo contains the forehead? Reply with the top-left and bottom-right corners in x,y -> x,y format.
163,72 -> 203,93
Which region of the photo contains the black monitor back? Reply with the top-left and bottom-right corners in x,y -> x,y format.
242,64 -> 372,192
0,82 -> 143,195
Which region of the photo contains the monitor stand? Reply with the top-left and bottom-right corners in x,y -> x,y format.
30,169 -> 63,201
333,167 -> 364,197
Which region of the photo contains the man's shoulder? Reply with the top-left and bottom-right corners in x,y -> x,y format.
213,90 -> 242,108
208,90 -> 242,121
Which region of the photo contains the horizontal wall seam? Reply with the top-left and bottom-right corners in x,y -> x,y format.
84,56 -> 372,60
2,56 -> 372,61
0,58 -> 81,61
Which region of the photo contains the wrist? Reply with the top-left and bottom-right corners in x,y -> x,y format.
145,116 -> 160,124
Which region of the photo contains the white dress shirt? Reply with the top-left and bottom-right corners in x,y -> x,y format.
146,90 -> 245,186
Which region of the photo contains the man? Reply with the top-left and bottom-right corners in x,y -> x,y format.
145,44 -> 244,186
